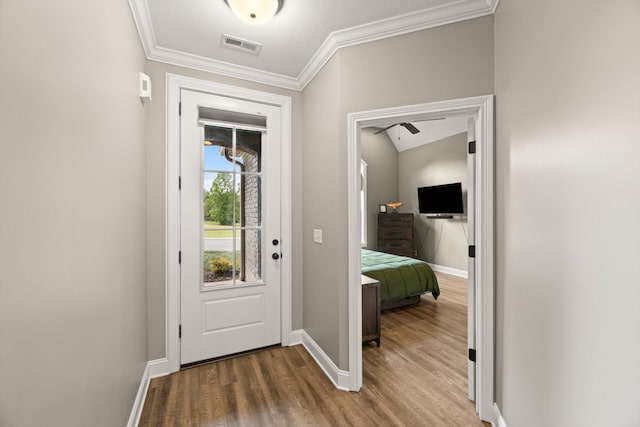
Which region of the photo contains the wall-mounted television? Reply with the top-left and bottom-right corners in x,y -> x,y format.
417,182 -> 464,216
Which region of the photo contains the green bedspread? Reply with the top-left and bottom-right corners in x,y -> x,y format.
361,249 -> 440,302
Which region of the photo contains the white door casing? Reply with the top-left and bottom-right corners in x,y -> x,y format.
347,95 -> 494,422
165,74 -> 293,373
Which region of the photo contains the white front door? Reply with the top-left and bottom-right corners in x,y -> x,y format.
180,89 -> 282,365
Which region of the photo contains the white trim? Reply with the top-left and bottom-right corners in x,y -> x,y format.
129,0 -> 497,91
147,46 -> 300,91
493,403 -> 508,427
347,95 -> 494,421
475,96 -> 495,422
301,331 -> 351,391
127,363 -> 151,427
126,358 -> 171,427
288,329 -> 304,346
428,263 -> 469,279
165,73 -> 293,372
127,0 -> 156,57
148,358 -> 171,379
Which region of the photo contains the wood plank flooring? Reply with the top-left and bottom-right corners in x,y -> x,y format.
139,272 -> 489,426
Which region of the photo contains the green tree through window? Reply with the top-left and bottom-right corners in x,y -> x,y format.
204,173 -> 240,225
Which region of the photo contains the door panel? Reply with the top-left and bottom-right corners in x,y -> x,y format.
180,89 -> 281,365
467,117 -> 476,401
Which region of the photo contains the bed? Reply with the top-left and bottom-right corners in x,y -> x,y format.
361,249 -> 440,310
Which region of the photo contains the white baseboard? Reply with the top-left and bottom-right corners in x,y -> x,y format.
127,358 -> 170,427
148,357 -> 171,378
301,331 -> 350,391
493,403 -> 508,427
428,263 -> 468,279
127,363 -> 150,427
289,329 -> 304,345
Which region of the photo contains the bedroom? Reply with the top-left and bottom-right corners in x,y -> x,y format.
359,118 -> 476,420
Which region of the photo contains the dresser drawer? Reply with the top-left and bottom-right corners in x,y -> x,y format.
378,226 -> 412,240
378,240 -> 413,256
378,213 -> 413,227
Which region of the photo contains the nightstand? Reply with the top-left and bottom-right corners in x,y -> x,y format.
361,274 -> 380,347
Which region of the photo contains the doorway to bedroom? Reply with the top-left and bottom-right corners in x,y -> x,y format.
346,96 -> 494,422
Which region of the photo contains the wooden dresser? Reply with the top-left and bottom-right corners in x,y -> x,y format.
377,213 -> 413,257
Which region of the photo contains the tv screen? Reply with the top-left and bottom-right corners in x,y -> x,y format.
417,182 -> 464,215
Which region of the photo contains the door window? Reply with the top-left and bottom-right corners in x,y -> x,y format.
202,125 -> 263,287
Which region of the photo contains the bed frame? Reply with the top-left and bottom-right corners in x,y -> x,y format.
381,294 -> 423,311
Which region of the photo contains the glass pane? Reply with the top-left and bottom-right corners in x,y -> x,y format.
204,172 -> 236,227
236,129 -> 262,173
203,250 -> 238,286
236,175 -> 262,228
204,126 -> 233,172
236,228 -> 262,284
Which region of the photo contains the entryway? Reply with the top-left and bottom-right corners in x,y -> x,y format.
165,74 -> 293,371
179,89 -> 283,365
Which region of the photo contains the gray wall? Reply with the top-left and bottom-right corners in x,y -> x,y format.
0,1 -> 148,426
302,16 -> 494,369
302,54 -> 344,366
361,128 -> 399,249
399,133 -> 468,271
144,61 -> 304,359
494,1 -> 640,426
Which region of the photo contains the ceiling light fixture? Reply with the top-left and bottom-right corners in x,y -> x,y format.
224,0 -> 283,25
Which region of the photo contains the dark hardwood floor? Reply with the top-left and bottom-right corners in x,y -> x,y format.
140,272 -> 489,426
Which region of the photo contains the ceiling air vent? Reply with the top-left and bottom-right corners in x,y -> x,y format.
222,34 -> 262,55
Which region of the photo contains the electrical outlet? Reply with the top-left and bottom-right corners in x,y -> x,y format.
313,229 -> 323,244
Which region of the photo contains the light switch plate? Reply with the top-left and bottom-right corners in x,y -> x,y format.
313,229 -> 323,244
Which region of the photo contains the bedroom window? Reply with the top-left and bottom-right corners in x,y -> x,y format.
361,159 -> 368,247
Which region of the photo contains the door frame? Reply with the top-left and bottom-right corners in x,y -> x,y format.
165,73 -> 293,373
346,95 -> 494,421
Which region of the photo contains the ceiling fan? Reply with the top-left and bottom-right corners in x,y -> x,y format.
373,118 -> 445,135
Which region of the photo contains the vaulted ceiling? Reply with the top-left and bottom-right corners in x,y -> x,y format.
128,0 -> 499,91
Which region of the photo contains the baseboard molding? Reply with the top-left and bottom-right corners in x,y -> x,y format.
493,403 -> 508,427
428,263 -> 468,279
127,358 -> 170,427
289,329 -> 304,345
127,362 -> 151,427
301,331 -> 350,391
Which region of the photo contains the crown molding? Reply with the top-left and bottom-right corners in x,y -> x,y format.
128,0 -> 156,56
147,45 -> 301,90
128,0 -> 496,92
296,0 -> 495,89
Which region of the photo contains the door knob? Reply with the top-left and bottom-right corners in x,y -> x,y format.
272,253 -> 280,260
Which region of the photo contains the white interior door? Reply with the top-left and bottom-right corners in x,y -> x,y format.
467,117 -> 476,401
180,89 -> 282,365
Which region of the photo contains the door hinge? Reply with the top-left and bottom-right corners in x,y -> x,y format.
178,176 -> 181,190
469,348 -> 476,362
179,324 -> 182,339
468,140 -> 476,154
179,251 -> 182,264
468,245 -> 476,258
179,101 -> 182,116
